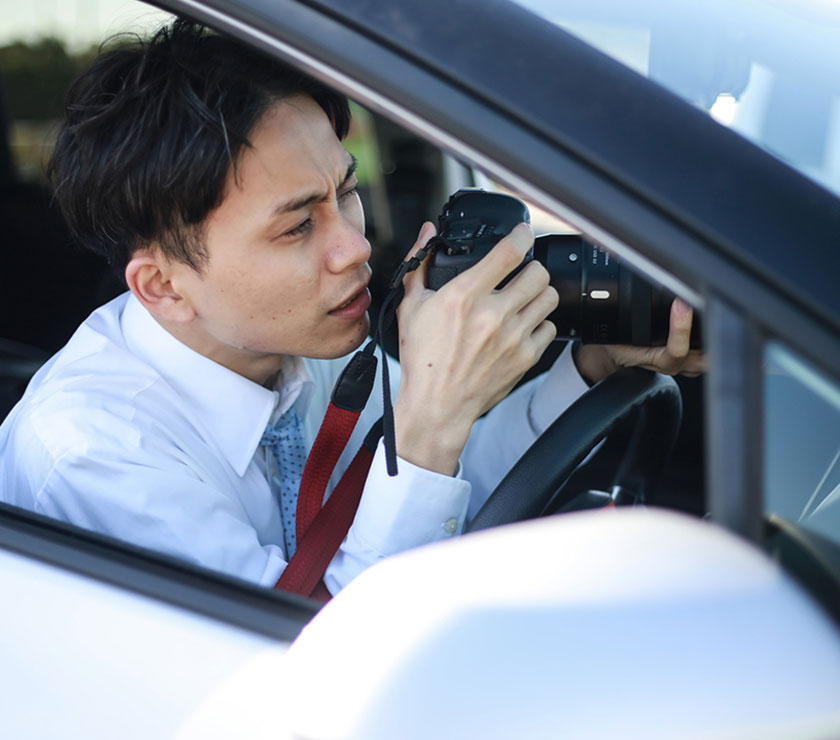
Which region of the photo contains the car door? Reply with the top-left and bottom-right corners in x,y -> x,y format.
1,0 -> 839,737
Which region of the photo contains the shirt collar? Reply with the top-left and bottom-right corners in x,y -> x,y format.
121,295 -> 312,477
271,354 -> 313,422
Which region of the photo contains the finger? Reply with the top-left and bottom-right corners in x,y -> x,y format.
495,259 -> 552,315
680,350 -> 706,375
634,350 -> 706,376
528,319 -> 557,359
401,221 -> 437,299
664,298 -> 693,361
514,282 -> 559,333
459,222 -> 534,294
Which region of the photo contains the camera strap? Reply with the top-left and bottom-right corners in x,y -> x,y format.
378,238 -> 440,475
274,241 -> 436,601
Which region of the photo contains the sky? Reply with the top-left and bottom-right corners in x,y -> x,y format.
0,0 -> 173,49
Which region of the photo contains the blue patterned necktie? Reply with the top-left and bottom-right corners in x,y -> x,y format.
260,407 -> 307,558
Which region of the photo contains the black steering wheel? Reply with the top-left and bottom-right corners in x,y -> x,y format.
466,367 -> 683,532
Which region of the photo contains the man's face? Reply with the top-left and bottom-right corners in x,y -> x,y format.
166,95 -> 372,383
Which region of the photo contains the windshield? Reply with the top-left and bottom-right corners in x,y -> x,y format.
514,0 -> 840,198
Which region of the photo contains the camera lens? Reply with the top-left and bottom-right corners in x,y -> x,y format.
426,189 -> 700,347
533,234 -> 701,347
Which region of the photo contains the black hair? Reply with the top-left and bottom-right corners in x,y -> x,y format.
48,19 -> 350,277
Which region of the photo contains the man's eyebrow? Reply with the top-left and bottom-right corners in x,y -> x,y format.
271,155 -> 358,217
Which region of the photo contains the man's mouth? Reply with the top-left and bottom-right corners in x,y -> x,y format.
336,292 -> 360,310
328,286 -> 372,318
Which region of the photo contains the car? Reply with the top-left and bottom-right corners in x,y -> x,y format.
1,0 -> 839,737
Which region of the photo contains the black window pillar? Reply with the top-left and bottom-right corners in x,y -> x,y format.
705,298 -> 764,541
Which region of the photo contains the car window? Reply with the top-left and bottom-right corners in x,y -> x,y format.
513,0 -> 840,199
765,341 -> 840,546
0,0 -> 704,603
0,3 -> 174,360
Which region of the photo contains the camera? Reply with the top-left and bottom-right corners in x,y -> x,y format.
426,189 -> 701,347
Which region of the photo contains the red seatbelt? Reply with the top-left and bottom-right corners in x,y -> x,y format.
274,352 -> 380,602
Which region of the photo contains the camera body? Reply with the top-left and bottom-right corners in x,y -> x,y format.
426,189 -> 533,290
427,189 -> 699,347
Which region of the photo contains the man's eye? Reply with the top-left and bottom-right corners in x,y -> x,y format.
339,185 -> 359,201
283,218 -> 313,238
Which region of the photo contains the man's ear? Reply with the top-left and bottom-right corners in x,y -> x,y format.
125,248 -> 197,323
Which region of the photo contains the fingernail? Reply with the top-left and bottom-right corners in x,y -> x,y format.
419,221 -> 436,241
512,221 -> 534,245
673,298 -> 691,315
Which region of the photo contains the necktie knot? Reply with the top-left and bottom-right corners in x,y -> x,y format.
260,407 -> 303,447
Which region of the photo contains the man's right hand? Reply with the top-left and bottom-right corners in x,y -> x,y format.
392,220 -> 558,476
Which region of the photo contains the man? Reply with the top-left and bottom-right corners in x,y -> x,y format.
0,21 -> 701,594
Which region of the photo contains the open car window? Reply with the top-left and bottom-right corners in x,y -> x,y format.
0,0 -> 709,597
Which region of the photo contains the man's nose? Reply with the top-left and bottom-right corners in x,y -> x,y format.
325,217 -> 371,273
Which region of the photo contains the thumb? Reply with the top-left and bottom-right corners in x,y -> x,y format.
401,221 -> 437,298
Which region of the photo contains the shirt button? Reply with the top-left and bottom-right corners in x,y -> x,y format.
444,517 -> 458,535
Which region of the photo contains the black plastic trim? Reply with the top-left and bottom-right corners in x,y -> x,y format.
705,299 -> 764,541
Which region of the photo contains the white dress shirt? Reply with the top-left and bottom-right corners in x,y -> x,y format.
0,293 -> 589,593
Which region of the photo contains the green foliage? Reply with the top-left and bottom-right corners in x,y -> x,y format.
0,38 -> 98,121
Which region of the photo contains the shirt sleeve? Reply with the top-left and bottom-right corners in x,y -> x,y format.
0,380 -> 289,589
460,341 -> 590,519
325,342 -> 591,592
30,437 -> 291,589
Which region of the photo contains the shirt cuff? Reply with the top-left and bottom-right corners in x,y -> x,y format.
347,439 -> 471,558
527,341 -> 591,435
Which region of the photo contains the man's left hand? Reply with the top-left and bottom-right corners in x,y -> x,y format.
572,298 -> 705,385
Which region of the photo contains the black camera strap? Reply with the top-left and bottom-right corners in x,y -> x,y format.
375,238 -> 442,475
332,238 -> 441,477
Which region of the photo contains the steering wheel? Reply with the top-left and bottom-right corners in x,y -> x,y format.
466,367 -> 683,532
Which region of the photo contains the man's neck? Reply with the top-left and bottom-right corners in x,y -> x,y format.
154,314 -> 289,386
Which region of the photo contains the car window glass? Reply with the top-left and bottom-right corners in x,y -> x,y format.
513,0 -> 840,199
764,342 -> 840,545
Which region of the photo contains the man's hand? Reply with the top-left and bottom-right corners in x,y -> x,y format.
572,298 -> 706,385
393,221 -> 558,475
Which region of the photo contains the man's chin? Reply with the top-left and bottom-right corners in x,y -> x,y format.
305,315 -> 371,360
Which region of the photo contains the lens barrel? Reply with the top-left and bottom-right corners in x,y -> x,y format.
533,234 -> 700,347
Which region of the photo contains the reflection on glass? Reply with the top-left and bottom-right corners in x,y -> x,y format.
764,342 -> 840,545
513,0 -> 840,197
